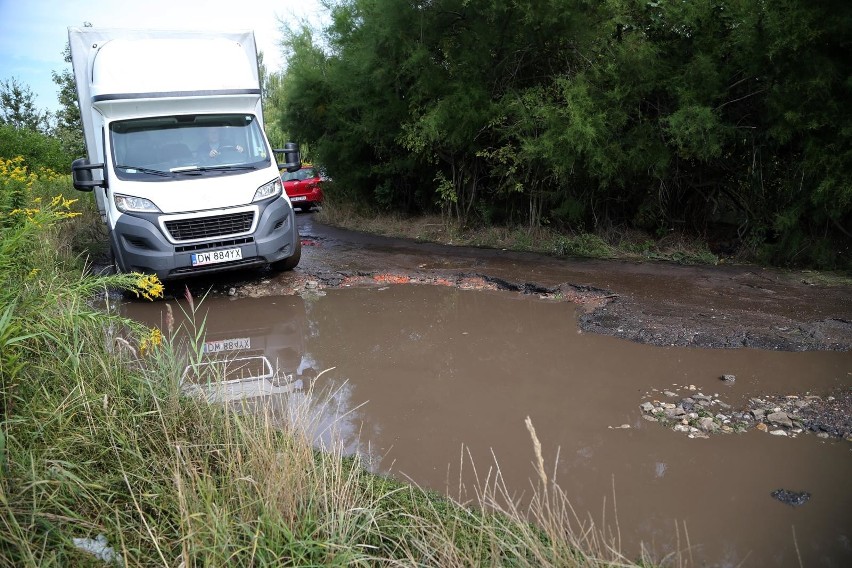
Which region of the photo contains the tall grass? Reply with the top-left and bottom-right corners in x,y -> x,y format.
0,158 -> 656,566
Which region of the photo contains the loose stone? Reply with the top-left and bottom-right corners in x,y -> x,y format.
767,412 -> 794,429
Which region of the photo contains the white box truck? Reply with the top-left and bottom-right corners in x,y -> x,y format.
68,27 -> 302,280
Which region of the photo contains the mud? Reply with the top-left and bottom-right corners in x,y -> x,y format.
145,212 -> 850,440
177,213 -> 852,353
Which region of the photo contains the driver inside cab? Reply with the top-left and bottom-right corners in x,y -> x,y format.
197,127 -> 244,160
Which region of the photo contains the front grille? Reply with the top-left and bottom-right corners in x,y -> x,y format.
164,211 -> 254,241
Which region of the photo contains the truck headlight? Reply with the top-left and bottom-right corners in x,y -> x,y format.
253,178 -> 282,202
114,194 -> 161,213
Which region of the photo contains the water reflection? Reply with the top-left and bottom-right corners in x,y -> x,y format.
123,295 -> 379,466
124,286 -> 852,568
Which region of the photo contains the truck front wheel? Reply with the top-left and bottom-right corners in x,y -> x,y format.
108,241 -> 124,275
271,238 -> 301,272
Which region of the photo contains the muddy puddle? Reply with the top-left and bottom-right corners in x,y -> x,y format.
124,285 -> 852,567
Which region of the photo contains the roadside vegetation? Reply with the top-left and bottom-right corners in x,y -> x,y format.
317,197 -> 721,266
1,149 -> 663,565
274,0 -> 851,271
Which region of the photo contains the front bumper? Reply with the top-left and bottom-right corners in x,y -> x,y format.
111,197 -> 298,281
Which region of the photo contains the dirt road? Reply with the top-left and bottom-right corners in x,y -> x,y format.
210,213 -> 852,353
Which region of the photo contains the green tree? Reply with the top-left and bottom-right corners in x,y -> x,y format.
0,78 -> 50,133
277,0 -> 851,268
51,42 -> 85,159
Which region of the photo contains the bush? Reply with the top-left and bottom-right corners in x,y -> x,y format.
0,124 -> 72,173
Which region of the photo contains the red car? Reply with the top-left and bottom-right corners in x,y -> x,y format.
281,165 -> 324,211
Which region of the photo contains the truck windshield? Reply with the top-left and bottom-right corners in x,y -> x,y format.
110,114 -> 271,180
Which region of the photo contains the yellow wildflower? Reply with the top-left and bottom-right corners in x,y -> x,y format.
139,327 -> 164,356
134,274 -> 165,301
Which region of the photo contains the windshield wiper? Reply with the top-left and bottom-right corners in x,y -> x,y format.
116,164 -> 173,177
169,166 -> 203,175
195,165 -> 257,172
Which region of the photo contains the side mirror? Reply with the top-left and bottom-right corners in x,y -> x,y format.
274,142 -> 301,173
72,158 -> 105,191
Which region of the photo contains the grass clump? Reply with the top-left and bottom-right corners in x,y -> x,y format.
1,157 -> 656,566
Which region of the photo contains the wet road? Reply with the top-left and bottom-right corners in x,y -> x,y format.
291,214 -> 852,350
128,212 -> 852,567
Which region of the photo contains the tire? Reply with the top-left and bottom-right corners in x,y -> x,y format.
108,239 -> 125,275
271,237 -> 301,271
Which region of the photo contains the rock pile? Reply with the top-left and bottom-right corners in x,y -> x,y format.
639,384 -> 852,441
640,385 -> 747,439
746,392 -> 852,440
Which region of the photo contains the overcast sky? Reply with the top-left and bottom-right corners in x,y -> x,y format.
0,0 -> 327,113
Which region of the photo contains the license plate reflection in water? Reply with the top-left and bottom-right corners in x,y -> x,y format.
203,337 -> 251,354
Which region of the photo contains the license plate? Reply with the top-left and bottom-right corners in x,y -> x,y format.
290,196 -> 307,201
203,337 -> 251,354
191,247 -> 242,267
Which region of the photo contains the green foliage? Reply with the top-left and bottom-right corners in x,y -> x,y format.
553,233 -> 615,259
0,124 -> 72,173
276,0 -> 851,268
0,77 -> 50,133
51,42 -> 85,159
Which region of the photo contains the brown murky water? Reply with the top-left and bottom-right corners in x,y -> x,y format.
124,285 -> 852,568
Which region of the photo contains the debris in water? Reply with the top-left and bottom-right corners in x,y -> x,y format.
770,489 -> 811,507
